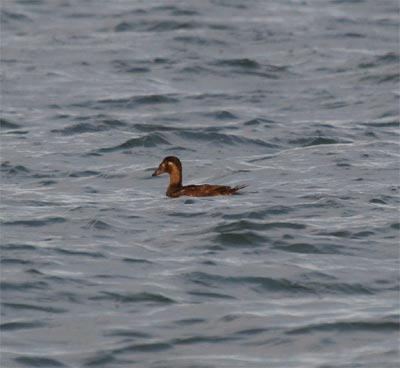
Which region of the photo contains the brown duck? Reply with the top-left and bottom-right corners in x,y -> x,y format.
152,156 -> 246,198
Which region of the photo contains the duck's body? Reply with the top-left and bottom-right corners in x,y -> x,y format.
165,183 -> 242,198
152,156 -> 245,198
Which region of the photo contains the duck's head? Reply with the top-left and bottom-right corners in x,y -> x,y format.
152,156 -> 182,177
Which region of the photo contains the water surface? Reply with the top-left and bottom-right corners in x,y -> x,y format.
1,0 -> 399,367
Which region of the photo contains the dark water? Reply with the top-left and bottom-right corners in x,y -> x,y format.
1,0 -> 399,367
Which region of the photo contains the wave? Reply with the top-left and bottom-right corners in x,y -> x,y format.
113,341 -> 171,354
289,136 -> 353,147
201,110 -> 238,120
1,161 -> 30,176
89,291 -> 175,304
213,231 -> 266,248
210,58 -> 289,78
112,60 -> 150,74
2,302 -> 66,314
176,131 -> 276,148
149,5 -> 199,16
0,243 -> 37,252
214,220 -> 306,232
273,242 -> 346,255
188,290 -> 236,300
244,117 -> 277,126
359,52 -> 399,70
0,320 -> 46,331
172,334 -> 237,345
221,206 -> 293,220
364,120 -> 399,128
0,118 -> 21,129
1,9 -> 31,23
0,258 -> 33,265
114,20 -> 197,32
84,219 -> 114,230
212,58 -> 261,69
174,35 -> 226,46
1,281 -> 48,291
72,94 -> 178,110
122,257 -> 153,264
15,356 -> 65,367
360,73 -> 399,84
52,248 -> 104,258
132,122 -> 183,132
37,179 -> 57,186
83,353 -> 116,367
97,133 -> 170,153
52,119 -> 127,135
185,272 -> 315,294
287,318 -> 399,335
2,217 -> 66,227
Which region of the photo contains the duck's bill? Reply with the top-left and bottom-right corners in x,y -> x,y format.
152,167 -> 162,176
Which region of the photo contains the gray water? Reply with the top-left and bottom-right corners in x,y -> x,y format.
1,0 -> 399,367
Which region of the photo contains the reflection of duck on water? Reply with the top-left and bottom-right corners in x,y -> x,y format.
152,156 -> 246,198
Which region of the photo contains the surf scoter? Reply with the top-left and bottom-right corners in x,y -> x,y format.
152,156 -> 246,198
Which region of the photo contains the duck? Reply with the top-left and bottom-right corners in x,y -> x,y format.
152,156 -> 246,198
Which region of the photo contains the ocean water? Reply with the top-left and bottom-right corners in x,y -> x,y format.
1,0 -> 399,367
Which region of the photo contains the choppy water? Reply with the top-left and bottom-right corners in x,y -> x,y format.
1,0 -> 399,367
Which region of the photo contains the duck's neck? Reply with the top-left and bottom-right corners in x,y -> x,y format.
168,166 -> 182,189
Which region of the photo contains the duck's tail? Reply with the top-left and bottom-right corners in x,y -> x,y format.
233,184 -> 247,193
